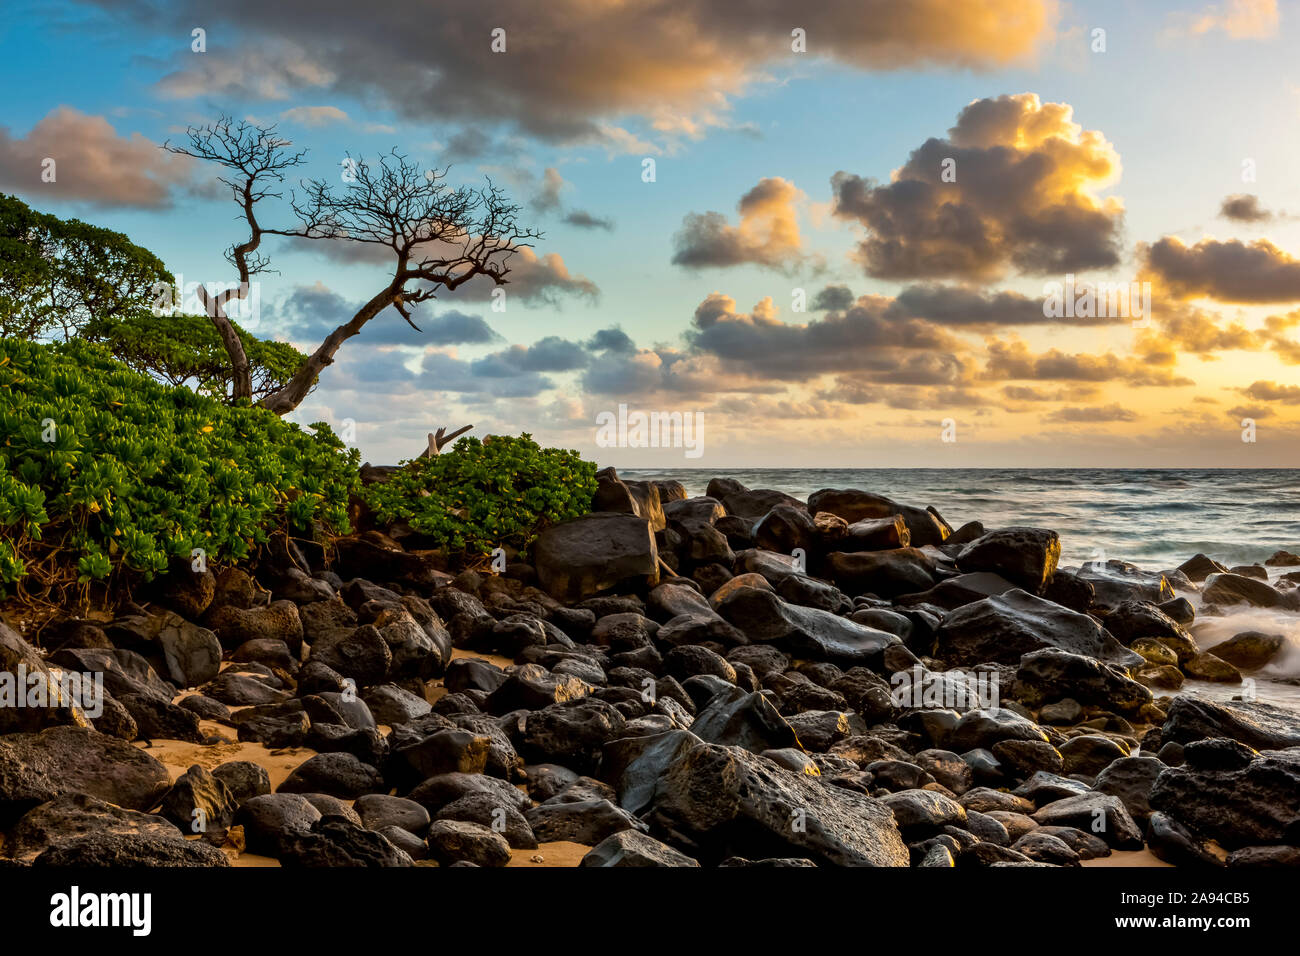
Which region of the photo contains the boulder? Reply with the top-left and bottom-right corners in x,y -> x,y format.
715,585 -> 898,665
933,589 -> 1142,668
1209,631 -> 1285,670
0,623 -> 92,732
533,513 -> 659,600
580,830 -> 700,867
825,548 -> 937,598
1012,648 -> 1152,716
956,528 -> 1060,593
1159,696 -> 1300,750
807,489 -> 952,548
1202,572 -> 1289,609
645,740 -> 910,866
1150,748 -> 1300,849
1075,560 -> 1173,609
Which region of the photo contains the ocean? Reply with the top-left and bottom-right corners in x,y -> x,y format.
620,467 -> 1300,711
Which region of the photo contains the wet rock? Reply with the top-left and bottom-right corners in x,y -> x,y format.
752,504 -> 816,556
956,528 -> 1060,593
716,585 -> 898,665
1075,560 -> 1173,609
1013,648 -> 1152,716
1177,553 -> 1228,583
1210,631 -> 1285,670
688,685 -> 800,753
807,488 -> 952,548
1159,696 -> 1300,750
825,548 -> 937,598
1202,572 -> 1289,609
934,589 -> 1142,668
1102,600 -> 1188,646
946,708 -> 1049,753
1184,652 -> 1241,683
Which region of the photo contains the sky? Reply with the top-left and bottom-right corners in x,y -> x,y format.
3,0 -> 1300,469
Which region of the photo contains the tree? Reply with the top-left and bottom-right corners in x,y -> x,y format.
82,310 -> 308,403
163,119 -> 541,415
162,118 -> 307,403
0,194 -> 170,341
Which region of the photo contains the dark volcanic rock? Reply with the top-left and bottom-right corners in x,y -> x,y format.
933,589 -> 1142,668
0,726 -> 170,821
689,685 -> 801,753
1159,696 -> 1300,750
1149,747 -> 1300,848
645,740 -> 910,866
33,831 -> 230,867
1032,793 -> 1144,849
426,819 -> 511,867
278,816 -> 413,867
715,585 -> 898,665
825,548 -> 937,598
580,830 -> 700,867
1210,631 -> 1286,669
1012,648 -> 1152,716
533,513 -> 659,601
1202,572 -> 1289,609
956,528 -> 1060,593
807,488 -> 952,548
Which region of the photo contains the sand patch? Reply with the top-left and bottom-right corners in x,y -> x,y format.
1082,848 -> 1174,867
507,841 -> 591,867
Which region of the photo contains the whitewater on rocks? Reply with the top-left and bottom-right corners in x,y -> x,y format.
1,468 -> 1298,868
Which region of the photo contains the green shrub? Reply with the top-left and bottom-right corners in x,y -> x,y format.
82,310 -> 311,403
0,337 -> 358,599
360,434 -> 596,558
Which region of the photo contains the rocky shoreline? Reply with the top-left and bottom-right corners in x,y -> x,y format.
2,467 -> 1298,868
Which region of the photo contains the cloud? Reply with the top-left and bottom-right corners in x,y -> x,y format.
472,336 -> 589,374
279,105 -> 350,128
831,93 -> 1124,280
983,338 -> 1194,387
1239,380 -> 1300,403
672,177 -> 808,271
154,42 -> 336,101
1044,403 -> 1138,423
440,128 -> 525,164
586,327 -> 636,353
1219,193 -> 1274,222
563,210 -> 615,231
0,106 -> 195,208
420,310 -> 504,345
445,246 -> 599,304
1171,0 -> 1278,39
1143,236 -> 1300,302
113,0 -> 1058,147
420,349 -> 554,398
531,167 -> 566,213
811,285 -> 855,311
1136,304 -> 1259,356
685,291 -> 963,381
890,283 -> 1126,327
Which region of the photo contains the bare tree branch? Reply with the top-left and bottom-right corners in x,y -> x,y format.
162,117 -> 307,401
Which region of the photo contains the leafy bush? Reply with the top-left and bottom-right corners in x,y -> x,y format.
83,310 -> 310,403
360,434 -> 596,557
0,337 -> 358,599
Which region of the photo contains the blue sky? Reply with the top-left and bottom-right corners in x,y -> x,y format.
4,0 -> 1300,467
